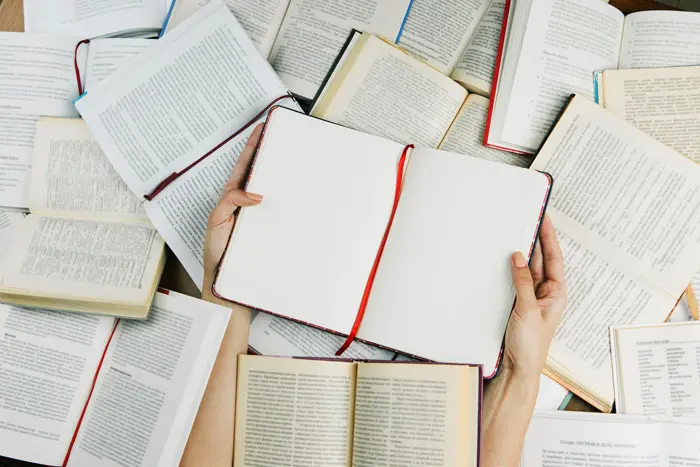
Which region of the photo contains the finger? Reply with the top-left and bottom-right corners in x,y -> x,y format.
209,189 -> 262,227
228,123 -> 264,191
539,215 -> 565,286
511,251 -> 538,310
530,240 -> 545,287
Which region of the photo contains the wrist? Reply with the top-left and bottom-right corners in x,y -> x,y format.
492,366 -> 540,398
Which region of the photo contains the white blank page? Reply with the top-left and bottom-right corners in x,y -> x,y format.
214,108 -> 406,333
359,148 -> 550,372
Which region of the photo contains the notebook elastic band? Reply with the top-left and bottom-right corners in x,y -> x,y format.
336,144 -> 413,356
144,94 -> 294,201
74,39 -> 91,96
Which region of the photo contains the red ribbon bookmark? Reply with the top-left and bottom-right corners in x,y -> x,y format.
144,94 -> 293,201
74,39 -> 91,96
336,144 -> 413,356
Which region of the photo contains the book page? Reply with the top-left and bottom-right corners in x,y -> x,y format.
75,2 -> 289,197
612,322 -> 700,417
215,107 -> 405,336
234,355 -> 356,467
662,421 -> 700,464
531,95 -> 700,411
450,0 -> 505,96
249,312 -> 396,360
495,0 -> 624,153
358,147 -> 550,370
438,94 -> 531,167
619,11 -> 700,69
23,0 -> 167,38
353,363 -> 478,467
163,0 -> 290,58
66,291 -> 231,467
29,118 -> 146,220
313,34 -> 468,148
0,211 -> 25,260
0,33 -> 82,209
602,66 -> 700,163
396,0 -> 490,75
268,0 -> 412,100
0,303 -> 115,466
536,375 -> 570,410
521,412 -> 663,467
84,38 -> 153,91
0,215 -> 164,308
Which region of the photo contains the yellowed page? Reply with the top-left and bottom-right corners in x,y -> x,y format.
352,363 -> 478,467
312,34 -> 468,148
235,355 -> 356,467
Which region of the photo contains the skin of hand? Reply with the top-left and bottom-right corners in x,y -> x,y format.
481,214 -> 567,467
180,124 -> 264,467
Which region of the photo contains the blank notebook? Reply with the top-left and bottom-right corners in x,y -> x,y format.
213,107 -> 552,375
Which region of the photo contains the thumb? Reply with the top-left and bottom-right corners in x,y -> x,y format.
208,189 -> 262,229
511,252 -> 537,316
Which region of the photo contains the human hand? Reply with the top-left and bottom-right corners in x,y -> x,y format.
202,124 -> 264,292
502,214 -> 567,382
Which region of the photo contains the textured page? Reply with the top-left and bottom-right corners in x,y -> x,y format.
439,95 -> 531,167
235,356 -> 356,467
602,66 -> 700,163
0,211 -> 25,260
268,0 -> 412,99
0,33 -> 82,209
0,304 -> 115,466
249,312 -> 395,360
67,292 -> 231,467
75,1 -> 289,197
215,107 -> 404,335
84,38 -> 153,91
619,11 -> 700,69
612,322 -> 700,417
397,0 -> 490,74
29,118 -> 146,220
313,34 -> 467,148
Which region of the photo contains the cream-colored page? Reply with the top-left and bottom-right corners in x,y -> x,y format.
0,304 -> 115,466
613,322 -> 700,417
439,94 -> 531,167
353,363 -> 478,467
29,118 -> 146,221
268,0 -> 412,99
619,11 -> 700,69
0,33 -> 82,209
451,0 -> 505,95
313,35 -> 468,148
75,2 -> 289,197
234,356 -> 356,467
0,215 -> 164,305
397,0 -> 490,75
499,0 -> 624,153
163,0 -> 290,57
0,211 -> 25,260
84,38 -> 153,91
602,66 -> 700,163
67,291 -> 232,467
249,313 -> 396,360
531,96 -> 700,411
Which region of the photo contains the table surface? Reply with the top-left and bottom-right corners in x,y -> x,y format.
0,0 -> 681,415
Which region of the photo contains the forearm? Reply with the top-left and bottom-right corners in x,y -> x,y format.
180,278 -> 251,467
481,368 -> 539,467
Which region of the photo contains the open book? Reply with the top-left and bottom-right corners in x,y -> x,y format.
75,1 -> 302,289
611,321 -> 700,418
0,118 -> 165,318
213,106 -> 551,373
0,290 -> 231,467
23,0 -> 169,38
162,0 -> 412,101
521,411 -> 700,466
487,1 -> 700,154
235,355 -> 481,467
530,95 -> 700,412
312,32 -> 531,167
397,0 -> 506,96
0,211 -> 24,259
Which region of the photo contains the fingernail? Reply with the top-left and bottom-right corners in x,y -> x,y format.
246,193 -> 263,202
512,252 -> 527,268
